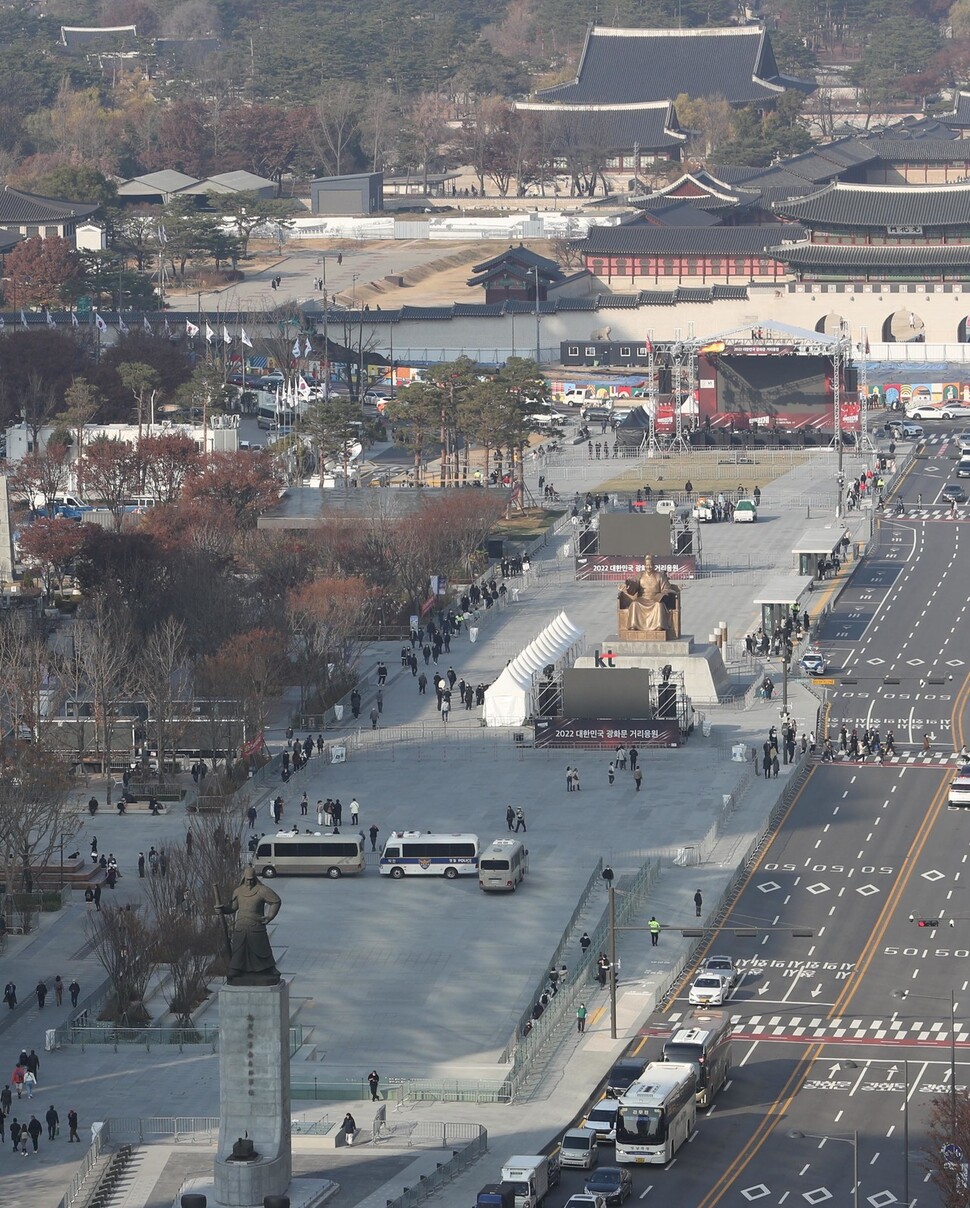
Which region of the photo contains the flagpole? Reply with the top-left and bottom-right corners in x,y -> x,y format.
322,256 -> 330,402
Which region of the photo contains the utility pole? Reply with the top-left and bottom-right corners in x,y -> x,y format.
608,884 -> 617,1039
533,265 -> 541,363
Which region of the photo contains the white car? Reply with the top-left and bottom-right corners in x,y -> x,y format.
363,390 -> 390,405
955,432 -> 970,452
565,1196 -> 607,1208
733,499 -> 758,523
581,1097 -> 618,1143
703,955 -> 740,987
688,972 -> 733,1006
800,650 -> 828,675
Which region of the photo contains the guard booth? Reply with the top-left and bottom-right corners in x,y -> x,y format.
754,575 -> 814,635
792,524 -> 847,578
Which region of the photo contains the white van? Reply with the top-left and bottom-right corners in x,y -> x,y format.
254,831 -> 366,877
949,763 -> 970,808
479,839 -> 529,892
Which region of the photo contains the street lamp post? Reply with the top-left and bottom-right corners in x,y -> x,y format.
893,987 -> 957,1129
789,1129 -> 858,1208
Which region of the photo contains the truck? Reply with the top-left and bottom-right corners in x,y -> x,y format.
500,1155 -> 560,1208
476,1184 -> 516,1208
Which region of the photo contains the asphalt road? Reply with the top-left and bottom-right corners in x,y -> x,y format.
546,438 -> 970,1208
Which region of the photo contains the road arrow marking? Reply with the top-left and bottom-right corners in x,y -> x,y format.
758,985 -> 771,995
812,984 -> 823,997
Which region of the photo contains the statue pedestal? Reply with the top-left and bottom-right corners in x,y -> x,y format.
215,980 -> 292,1207
577,635 -> 730,703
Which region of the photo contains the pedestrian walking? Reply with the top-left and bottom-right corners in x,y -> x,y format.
23,1070 -> 36,1099
10,1118 -> 20,1151
300,793 -> 308,817
45,1105 -> 58,1141
572,768 -> 581,791
316,801 -> 324,826
368,1070 -> 380,1101
1,1085 -> 10,1114
35,981 -> 47,1009
376,688 -> 383,715
25,1051 -> 38,1080
247,805 -> 258,829
514,808 -> 527,832
771,753 -> 780,777
138,852 -> 146,877
602,864 -> 614,887
580,931 -> 591,957
634,767 -> 643,792
923,733 -> 931,753
68,980 -> 80,1008
342,1112 -> 356,1146
441,699 -> 450,723
648,917 -> 661,946
27,1115 -> 41,1151
565,765 -> 574,791
368,824 -> 380,852
53,977 -> 63,1006
506,804 -> 515,831
370,706 -> 379,729
418,672 -> 427,694
629,747 -> 639,771
67,1109 -> 79,1142
12,1067 -> 24,1098
576,1003 -> 587,1034
608,762 -> 615,785
694,890 -> 703,917
3,982 -> 15,1009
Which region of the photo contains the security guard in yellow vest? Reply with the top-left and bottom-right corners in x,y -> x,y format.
648,917 -> 661,947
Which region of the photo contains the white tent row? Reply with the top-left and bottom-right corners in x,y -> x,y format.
483,611 -> 585,727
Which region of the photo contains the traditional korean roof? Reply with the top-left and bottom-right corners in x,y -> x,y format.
582,223 -> 805,257
861,138 -> 970,163
0,187 -> 98,225
302,288 -> 752,325
467,245 -> 566,288
60,24 -> 137,50
873,116 -> 959,141
537,25 -> 811,107
773,181 -> 970,228
515,100 -> 685,151
627,199 -> 722,227
646,168 -> 761,209
768,242 -> 970,269
941,91 -> 970,129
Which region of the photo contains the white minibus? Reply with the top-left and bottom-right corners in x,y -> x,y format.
479,838 -> 529,891
254,831 -> 366,878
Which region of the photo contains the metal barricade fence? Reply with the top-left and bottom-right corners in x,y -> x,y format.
502,858 -> 604,1061
504,856 -> 662,1099
383,1127 -> 488,1208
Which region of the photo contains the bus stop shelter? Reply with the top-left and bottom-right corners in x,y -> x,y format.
792,524 -> 848,578
754,575 -> 814,634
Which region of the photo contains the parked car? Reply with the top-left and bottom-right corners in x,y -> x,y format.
733,499 -> 758,523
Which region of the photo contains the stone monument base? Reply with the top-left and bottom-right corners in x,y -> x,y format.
215,980 -> 292,1208
575,635 -> 730,703
180,1175 -> 339,1208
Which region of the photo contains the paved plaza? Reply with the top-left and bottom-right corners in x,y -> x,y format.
0,444 -> 889,1208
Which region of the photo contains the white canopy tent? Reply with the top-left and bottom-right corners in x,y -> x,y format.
483,611 -> 585,727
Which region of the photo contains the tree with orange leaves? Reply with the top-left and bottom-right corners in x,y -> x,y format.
183,451 -> 282,529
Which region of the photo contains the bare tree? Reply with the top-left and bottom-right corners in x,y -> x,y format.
0,746 -> 75,931
75,593 -> 134,785
137,618 -> 188,776
310,83 -> 361,176
86,904 -> 158,1023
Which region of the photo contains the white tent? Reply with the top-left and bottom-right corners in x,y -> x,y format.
483,611 -> 585,727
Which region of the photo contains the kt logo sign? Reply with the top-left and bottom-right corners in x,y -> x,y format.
594,649 -> 616,668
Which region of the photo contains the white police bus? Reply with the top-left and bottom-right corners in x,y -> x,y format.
379,831 -> 479,879
615,1062 -> 696,1164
